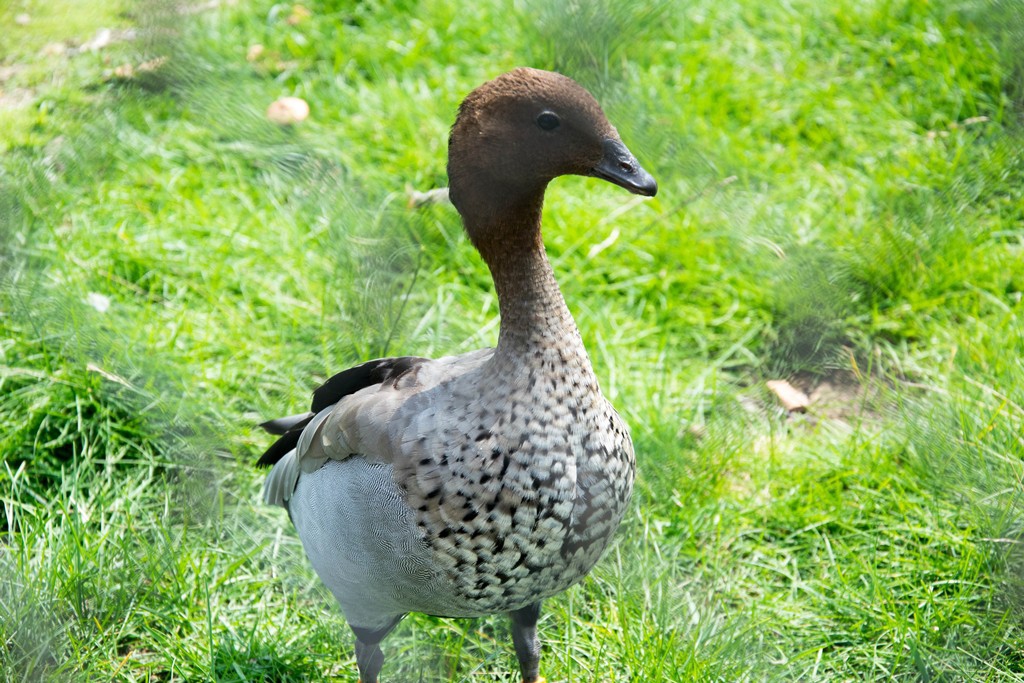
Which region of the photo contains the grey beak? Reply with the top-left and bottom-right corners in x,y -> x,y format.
591,139 -> 658,197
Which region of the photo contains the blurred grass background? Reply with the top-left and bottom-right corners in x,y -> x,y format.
1,0 -> 1023,680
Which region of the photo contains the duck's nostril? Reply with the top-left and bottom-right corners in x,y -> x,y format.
619,162 -> 634,173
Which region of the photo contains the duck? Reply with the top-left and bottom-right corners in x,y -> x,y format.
258,67 -> 657,683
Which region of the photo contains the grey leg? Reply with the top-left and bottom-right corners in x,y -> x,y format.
509,601 -> 544,683
350,616 -> 403,683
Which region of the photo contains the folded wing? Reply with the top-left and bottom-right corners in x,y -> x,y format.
258,350 -> 493,507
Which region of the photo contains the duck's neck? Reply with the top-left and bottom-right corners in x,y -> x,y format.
465,197 -> 589,369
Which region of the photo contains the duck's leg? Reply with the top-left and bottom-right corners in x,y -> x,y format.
509,601 -> 546,683
350,616 -> 403,683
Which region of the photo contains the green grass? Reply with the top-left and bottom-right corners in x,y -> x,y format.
2,0 -> 1023,680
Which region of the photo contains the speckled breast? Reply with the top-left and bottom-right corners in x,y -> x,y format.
393,371 -> 636,614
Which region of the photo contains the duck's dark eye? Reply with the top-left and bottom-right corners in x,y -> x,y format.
536,111 -> 560,131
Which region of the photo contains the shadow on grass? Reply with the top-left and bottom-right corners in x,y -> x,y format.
899,384 -> 1024,670
211,638 -> 331,683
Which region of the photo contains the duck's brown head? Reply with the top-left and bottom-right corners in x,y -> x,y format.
447,68 -> 657,238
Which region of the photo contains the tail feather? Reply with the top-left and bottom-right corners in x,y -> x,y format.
256,412 -> 314,467
261,412 -> 314,435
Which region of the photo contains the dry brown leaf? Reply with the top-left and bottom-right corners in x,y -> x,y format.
266,96 -> 309,125
766,379 -> 810,413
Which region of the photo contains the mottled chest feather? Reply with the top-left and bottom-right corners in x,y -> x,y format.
391,349 -> 635,610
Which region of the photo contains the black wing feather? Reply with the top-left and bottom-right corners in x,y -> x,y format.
256,428 -> 307,467
256,356 -> 428,468
310,356 -> 426,412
